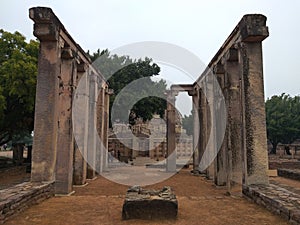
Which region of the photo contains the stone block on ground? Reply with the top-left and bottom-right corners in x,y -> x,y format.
122,186 -> 178,220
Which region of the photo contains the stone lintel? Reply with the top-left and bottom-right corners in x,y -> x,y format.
239,14 -> 269,42
171,84 -> 193,93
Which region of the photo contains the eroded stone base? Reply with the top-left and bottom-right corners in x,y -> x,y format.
122,186 -> 177,220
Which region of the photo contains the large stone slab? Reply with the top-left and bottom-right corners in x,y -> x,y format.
122,186 -> 178,220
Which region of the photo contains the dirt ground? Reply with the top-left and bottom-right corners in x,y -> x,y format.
3,169 -> 290,225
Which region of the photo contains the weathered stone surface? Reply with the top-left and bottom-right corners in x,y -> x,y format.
122,186 -> 178,220
0,182 -> 54,224
278,169 -> 300,181
243,184 -> 300,224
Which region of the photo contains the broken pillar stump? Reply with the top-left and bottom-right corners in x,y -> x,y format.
122,186 -> 178,220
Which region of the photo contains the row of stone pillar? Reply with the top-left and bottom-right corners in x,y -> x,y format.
166,14 -> 270,189
29,7 -> 110,195
190,39 -> 269,189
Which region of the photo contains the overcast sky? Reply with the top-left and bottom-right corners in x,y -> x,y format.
1,0 -> 299,115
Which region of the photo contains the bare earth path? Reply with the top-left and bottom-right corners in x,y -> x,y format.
4,169 -> 289,225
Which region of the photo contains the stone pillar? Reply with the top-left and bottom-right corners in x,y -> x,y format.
87,72 -> 98,179
149,137 -> 154,159
30,8 -> 60,182
198,89 -> 206,174
224,48 -> 243,186
239,14 -> 269,185
213,63 -> 227,186
73,63 -> 89,185
166,91 -> 177,172
96,85 -> 105,174
55,47 -> 76,194
102,88 -> 111,170
132,137 -> 139,159
204,76 -> 215,180
189,89 -> 200,174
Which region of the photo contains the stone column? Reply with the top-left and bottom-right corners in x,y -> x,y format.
198,89 -> 206,174
87,72 -> 98,179
239,14 -> 269,185
30,8 -> 61,183
55,47 -> 76,194
224,48 -> 243,186
166,91 -> 177,172
73,62 -> 89,185
204,76 -> 215,180
149,137 -> 154,159
132,136 -> 139,159
213,63 -> 227,186
189,89 -> 200,174
102,88 -> 111,170
96,85 -> 105,173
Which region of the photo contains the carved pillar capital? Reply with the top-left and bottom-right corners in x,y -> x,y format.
29,7 -> 61,41
239,14 -> 269,42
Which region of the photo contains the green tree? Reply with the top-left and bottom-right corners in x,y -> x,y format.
87,49 -> 167,126
266,93 -> 300,153
182,111 -> 193,136
0,29 -> 38,145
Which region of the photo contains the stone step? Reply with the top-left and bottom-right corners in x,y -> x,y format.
243,184 -> 300,224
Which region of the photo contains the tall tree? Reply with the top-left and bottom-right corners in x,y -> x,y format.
0,29 -> 38,145
87,49 -> 167,126
182,111 -> 193,136
266,93 -> 300,153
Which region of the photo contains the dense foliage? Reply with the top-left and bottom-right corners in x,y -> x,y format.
0,29 -> 38,145
266,93 -> 300,153
182,111 -> 193,136
87,49 -> 167,126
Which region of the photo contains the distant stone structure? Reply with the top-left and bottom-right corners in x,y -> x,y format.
108,114 -> 192,161
276,139 -> 300,158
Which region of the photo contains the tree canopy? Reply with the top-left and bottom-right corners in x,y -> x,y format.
265,93 -> 300,153
182,111 -> 193,136
0,29 -> 38,145
87,49 -> 167,126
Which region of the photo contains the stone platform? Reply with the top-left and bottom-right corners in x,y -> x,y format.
278,169 -> 300,181
0,182 -> 54,224
243,184 -> 300,224
122,186 -> 178,220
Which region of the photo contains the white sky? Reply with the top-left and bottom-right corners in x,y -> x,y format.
1,0 -> 299,115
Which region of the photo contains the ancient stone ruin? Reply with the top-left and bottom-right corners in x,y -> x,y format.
3,7 -> 290,224
122,186 -> 178,220
29,7 -> 110,195
166,14 -> 270,190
